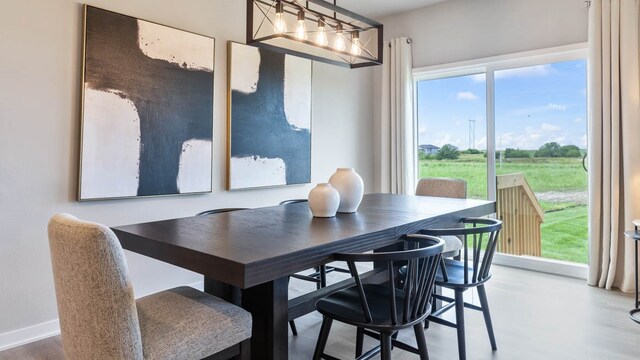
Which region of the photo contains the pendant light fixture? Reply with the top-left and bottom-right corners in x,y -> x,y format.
246,0 -> 383,68
295,8 -> 308,40
333,23 -> 346,52
315,17 -> 328,46
273,0 -> 287,34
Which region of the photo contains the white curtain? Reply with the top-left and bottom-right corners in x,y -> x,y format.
588,0 -> 640,292
380,37 -> 416,195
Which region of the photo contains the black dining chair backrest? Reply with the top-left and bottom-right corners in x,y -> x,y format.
334,234 -> 444,326
279,199 -> 308,205
419,218 -> 502,285
196,208 -> 248,216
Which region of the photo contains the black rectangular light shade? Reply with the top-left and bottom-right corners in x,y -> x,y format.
246,0 -> 383,68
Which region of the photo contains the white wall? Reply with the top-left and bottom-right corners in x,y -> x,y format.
382,0 -> 588,68
0,0 -> 374,348
372,0 -> 588,191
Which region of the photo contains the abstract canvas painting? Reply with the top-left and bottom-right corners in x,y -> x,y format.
228,42 -> 312,190
79,5 -> 214,200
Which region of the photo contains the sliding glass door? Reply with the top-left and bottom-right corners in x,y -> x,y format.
414,48 -> 588,269
494,61 -> 588,264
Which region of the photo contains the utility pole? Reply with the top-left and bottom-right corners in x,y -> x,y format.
468,119 -> 476,150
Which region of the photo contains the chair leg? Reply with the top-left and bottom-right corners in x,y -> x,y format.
425,285 -> 441,329
319,265 -> 327,288
355,327 -> 364,357
239,338 -> 251,360
289,320 -> 298,336
477,285 -> 497,351
312,316 -> 333,360
380,333 -> 392,360
413,323 -> 430,360
454,290 -> 466,360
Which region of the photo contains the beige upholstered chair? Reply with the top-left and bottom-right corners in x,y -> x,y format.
415,177 -> 467,199
415,178 -> 467,257
48,213 -> 252,360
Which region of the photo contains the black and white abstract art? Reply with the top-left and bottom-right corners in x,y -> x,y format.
228,42 -> 312,190
79,6 -> 214,200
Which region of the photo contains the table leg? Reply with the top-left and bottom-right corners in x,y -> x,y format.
205,276 -> 289,360
242,277 -> 290,360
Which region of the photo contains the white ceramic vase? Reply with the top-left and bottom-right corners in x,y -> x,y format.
308,183 -> 340,218
329,168 -> 364,213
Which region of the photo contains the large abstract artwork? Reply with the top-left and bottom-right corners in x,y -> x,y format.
228,42 -> 312,190
79,6 -> 214,200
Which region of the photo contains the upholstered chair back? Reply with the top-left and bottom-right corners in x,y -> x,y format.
48,213 -> 143,360
415,178 -> 467,199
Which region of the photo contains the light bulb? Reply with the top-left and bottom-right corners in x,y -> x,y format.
274,1 -> 287,34
315,18 -> 328,46
334,23 -> 346,51
295,10 -> 307,40
350,31 -> 361,56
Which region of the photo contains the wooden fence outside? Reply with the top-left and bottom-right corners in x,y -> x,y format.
496,173 -> 544,257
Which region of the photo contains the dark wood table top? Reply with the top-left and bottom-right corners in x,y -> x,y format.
113,193 -> 495,288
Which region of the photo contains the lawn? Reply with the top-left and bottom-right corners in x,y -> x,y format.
419,154 -> 588,263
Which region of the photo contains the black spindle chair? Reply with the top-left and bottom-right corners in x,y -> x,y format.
196,208 -> 248,216
312,234 -> 445,360
280,199 -> 351,289
420,218 -> 502,360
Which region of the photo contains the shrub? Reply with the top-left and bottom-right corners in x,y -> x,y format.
504,148 -> 531,158
534,142 -> 562,157
436,144 -> 460,160
463,148 -> 482,155
560,145 -> 582,157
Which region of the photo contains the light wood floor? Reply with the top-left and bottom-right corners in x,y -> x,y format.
2,265 -> 639,359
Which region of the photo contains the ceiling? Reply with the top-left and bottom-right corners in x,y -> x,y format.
336,0 -> 448,19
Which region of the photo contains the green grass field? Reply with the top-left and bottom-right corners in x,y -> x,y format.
420,154 -> 588,263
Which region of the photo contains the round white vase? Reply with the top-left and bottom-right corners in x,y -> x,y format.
329,168 -> 364,213
308,183 -> 340,218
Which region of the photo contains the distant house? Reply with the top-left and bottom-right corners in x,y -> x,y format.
418,144 -> 440,155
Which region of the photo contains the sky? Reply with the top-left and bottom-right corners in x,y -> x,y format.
416,60 -> 587,151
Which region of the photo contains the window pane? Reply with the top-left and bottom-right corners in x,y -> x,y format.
416,74 -> 487,199
494,60 -> 588,263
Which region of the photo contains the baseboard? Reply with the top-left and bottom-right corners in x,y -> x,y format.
493,253 -> 588,280
0,319 -> 60,352
0,280 -> 206,352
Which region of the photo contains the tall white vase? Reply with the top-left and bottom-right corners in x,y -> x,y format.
329,168 -> 364,213
308,183 -> 340,218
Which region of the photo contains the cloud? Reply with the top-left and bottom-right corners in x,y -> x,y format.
541,123 -> 561,132
418,126 -> 426,134
574,117 -> 583,123
496,64 -> 553,79
507,105 -> 550,118
430,134 -> 464,149
474,136 -> 487,150
470,74 -> 486,82
497,126 -> 585,150
456,91 -> 479,101
548,103 -> 567,111
508,103 -> 570,118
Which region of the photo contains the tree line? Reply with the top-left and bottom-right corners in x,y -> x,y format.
420,142 -> 584,160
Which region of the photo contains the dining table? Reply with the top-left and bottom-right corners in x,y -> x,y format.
112,193 -> 495,360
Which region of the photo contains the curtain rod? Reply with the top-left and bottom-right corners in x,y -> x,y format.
388,38 -> 412,47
